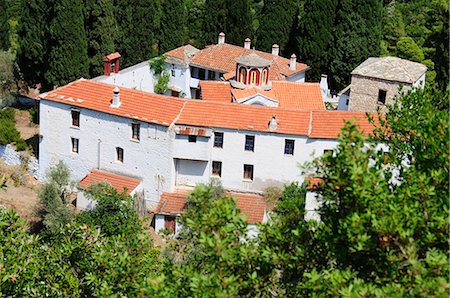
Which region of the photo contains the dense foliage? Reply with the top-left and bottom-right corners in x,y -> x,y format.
0,107 -> 26,150
0,0 -> 446,92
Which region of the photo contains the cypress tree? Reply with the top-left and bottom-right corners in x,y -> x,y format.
0,0 -> 9,50
186,0 -> 206,47
85,0 -> 117,77
115,0 -> 159,68
256,0 -> 298,54
202,0 -> 252,46
297,0 -> 338,81
329,0 -> 383,90
16,0 -> 50,87
45,0 -> 89,88
159,0 -> 187,53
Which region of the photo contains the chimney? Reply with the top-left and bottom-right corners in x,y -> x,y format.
244,38 -> 251,49
111,86 -> 121,108
268,116 -> 278,131
289,54 -> 297,70
271,44 -> 279,56
218,32 -> 225,44
103,52 -> 121,76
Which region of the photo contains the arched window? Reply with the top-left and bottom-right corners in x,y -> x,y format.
262,67 -> 269,85
249,69 -> 260,85
239,67 -> 247,84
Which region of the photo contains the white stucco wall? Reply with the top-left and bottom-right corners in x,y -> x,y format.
39,100 -> 173,207
286,71 -> 306,83
413,73 -> 426,89
172,128 -> 339,193
167,63 -> 192,98
94,61 -> 155,93
154,214 -> 183,237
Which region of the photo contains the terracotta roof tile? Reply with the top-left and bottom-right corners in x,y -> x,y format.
309,111 -> 378,139
200,81 -> 232,103
78,169 -> 141,195
104,52 -> 121,61
200,81 -> 325,111
155,191 -> 267,224
188,43 -> 308,80
164,44 -> 199,64
40,79 -> 186,126
176,100 -> 311,135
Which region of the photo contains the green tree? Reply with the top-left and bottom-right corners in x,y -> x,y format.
158,0 -> 187,53
0,51 -> 17,106
256,0 -> 299,54
155,183 -> 274,296
396,36 -> 425,62
84,0 -> 117,77
16,0 -> 50,87
202,0 -> 253,46
0,0 -> 9,50
114,0 -> 159,67
329,0 -> 383,90
297,0 -> 338,81
38,161 -> 75,235
45,0 -> 89,88
185,0 -> 206,47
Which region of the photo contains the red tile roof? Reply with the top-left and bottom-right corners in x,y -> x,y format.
155,190 -> 267,224
305,177 -> 323,190
176,100 -> 311,135
104,52 -> 121,61
200,81 -> 232,103
309,111 -> 378,139
164,45 -> 199,64
40,79 -> 187,126
200,81 -> 324,110
167,43 -> 308,80
78,169 -> 141,195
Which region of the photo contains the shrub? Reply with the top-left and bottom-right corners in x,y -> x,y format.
0,107 -> 26,150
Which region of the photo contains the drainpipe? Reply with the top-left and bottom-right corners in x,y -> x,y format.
97,139 -> 102,169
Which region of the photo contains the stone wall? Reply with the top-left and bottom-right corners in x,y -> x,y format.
0,144 -> 41,179
348,75 -> 411,113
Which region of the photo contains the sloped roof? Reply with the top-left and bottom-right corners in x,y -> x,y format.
164,44 -> 199,65
200,81 -> 232,103
200,81 -> 325,110
40,79 -> 187,126
176,43 -> 309,80
155,190 -> 267,224
309,111 -> 378,139
78,169 -> 141,195
351,56 -> 427,83
236,52 -> 272,67
176,100 -> 311,135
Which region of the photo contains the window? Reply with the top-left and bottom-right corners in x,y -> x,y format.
188,135 -> 197,143
212,161 -> 222,177
245,135 -> 255,151
284,139 -> 295,155
214,132 -> 223,148
249,69 -> 260,85
71,137 -> 79,153
262,68 -> 269,85
239,67 -> 247,84
208,70 -> 215,80
116,147 -> 124,162
243,164 -> 254,181
171,90 -> 180,97
131,123 -> 140,140
171,64 -> 175,77
378,89 -> 387,104
198,68 -> 205,80
71,110 -> 80,127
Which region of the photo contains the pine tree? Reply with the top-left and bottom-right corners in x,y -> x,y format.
202,0 -> 252,46
45,0 -> 89,88
329,0 -> 383,90
158,0 -> 187,53
256,0 -> 299,54
16,0 -> 50,87
115,0 -> 159,68
85,0 -> 116,77
297,0 -> 338,81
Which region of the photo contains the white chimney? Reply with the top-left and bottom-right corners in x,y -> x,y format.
218,32 -> 225,44
268,116 -> 278,131
111,86 -> 121,108
271,44 -> 279,56
244,38 -> 251,49
289,54 -> 297,70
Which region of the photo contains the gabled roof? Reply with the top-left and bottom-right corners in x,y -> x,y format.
155,190 -> 267,224
351,56 -> 427,83
200,81 -> 325,110
40,79 -> 187,126
167,43 -> 308,80
176,100 -> 311,135
78,169 -> 141,195
164,45 -> 199,66
309,111 -> 378,139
